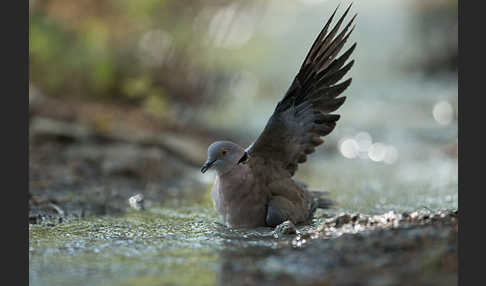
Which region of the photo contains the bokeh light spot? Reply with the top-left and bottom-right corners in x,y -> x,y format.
432,100 -> 454,125
340,138 -> 359,159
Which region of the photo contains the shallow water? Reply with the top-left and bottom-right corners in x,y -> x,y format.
29,190 -> 457,286
29,203 -> 297,286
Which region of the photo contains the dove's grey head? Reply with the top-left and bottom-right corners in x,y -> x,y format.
201,141 -> 247,175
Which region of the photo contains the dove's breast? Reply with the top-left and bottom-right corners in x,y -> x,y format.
211,163 -> 269,228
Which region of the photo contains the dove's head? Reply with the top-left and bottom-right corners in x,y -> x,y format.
201,141 -> 247,175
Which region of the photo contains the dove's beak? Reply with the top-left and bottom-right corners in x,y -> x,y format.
201,160 -> 215,174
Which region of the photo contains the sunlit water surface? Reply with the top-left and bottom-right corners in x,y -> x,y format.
30,205 -> 291,286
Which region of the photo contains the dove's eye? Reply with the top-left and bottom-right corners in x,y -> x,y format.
221,149 -> 227,156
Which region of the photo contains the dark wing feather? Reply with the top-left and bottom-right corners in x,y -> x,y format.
248,4 -> 357,176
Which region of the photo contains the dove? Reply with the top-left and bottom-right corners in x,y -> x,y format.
201,4 -> 357,228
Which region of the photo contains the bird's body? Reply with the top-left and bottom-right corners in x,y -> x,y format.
201,4 -> 357,228
210,155 -> 317,228
210,162 -> 266,227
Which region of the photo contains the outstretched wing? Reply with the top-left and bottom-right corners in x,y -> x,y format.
248,4 -> 357,176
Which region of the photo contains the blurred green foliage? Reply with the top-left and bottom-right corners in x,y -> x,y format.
29,0 -> 457,121
30,1 -> 119,98
29,0 -> 254,113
